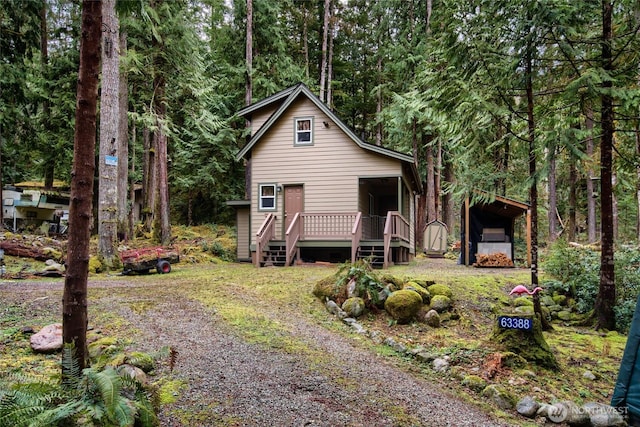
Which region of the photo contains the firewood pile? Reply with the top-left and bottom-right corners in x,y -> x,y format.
474,252 -> 514,268
120,247 -> 179,267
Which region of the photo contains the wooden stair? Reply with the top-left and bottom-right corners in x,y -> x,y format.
260,241 -> 287,267
356,243 -> 385,268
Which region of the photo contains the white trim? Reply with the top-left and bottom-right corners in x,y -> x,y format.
258,183 -> 277,211
294,117 -> 313,145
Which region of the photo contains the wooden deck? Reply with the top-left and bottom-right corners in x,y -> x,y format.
256,211 -> 410,268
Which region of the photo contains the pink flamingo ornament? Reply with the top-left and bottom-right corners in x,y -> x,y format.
509,285 -> 543,296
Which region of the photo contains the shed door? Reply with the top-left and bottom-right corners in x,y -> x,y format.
284,185 -> 303,232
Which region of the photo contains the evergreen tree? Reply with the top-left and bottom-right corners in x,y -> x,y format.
63,0 -> 101,374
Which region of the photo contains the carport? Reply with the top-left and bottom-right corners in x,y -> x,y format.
460,195 -> 531,267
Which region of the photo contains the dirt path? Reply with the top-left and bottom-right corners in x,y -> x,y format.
1,274 -> 518,427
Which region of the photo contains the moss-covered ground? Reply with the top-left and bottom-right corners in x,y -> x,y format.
0,236 -> 630,426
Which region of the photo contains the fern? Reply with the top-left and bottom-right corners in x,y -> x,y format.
1,343 -> 162,427
334,259 -> 386,308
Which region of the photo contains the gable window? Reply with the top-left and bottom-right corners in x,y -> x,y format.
295,117 -> 313,145
259,184 -> 276,210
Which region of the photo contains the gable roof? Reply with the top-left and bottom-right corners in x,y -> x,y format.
469,193 -> 530,220
235,83 -> 421,190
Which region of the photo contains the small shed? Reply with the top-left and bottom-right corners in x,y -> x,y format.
423,220 -> 448,257
460,195 -> 531,266
611,294 -> 640,424
226,200 -> 251,262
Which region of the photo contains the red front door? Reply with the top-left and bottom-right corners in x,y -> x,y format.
284,185 -> 303,232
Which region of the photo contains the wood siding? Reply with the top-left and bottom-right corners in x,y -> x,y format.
250,97 -> 405,241
249,104 -> 278,136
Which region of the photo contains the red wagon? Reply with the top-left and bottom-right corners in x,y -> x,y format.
120,247 -> 180,275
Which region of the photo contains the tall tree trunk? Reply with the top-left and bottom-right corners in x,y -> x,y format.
98,0 -> 119,268
413,119 -> 426,237
585,105 -> 597,243
319,0 -> 330,102
443,154 -> 455,237
593,0 -> 616,331
128,120 -> 136,237
143,127 -> 155,231
150,0 -> 170,246
153,83 -> 170,245
547,145 -> 558,241
302,5 -> 309,80
612,172 -> 618,241
568,150 -> 577,241
326,7 -> 334,108
117,32 -> 129,241
426,140 -> 436,222
41,3 -> 54,190
245,0 -> 252,108
63,0 -> 101,374
435,138 -> 441,219
525,38 -> 552,331
375,14 -> 382,147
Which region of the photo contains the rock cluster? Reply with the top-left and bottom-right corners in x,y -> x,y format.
314,271 -> 457,327
516,395 -> 626,426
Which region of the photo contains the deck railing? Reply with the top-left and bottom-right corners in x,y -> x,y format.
301,212 -> 359,239
351,212 -> 363,262
255,213 -> 276,267
383,211 -> 410,268
256,211 -> 408,268
285,212 -> 302,266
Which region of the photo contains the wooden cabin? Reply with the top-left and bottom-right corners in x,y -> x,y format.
228,83 -> 422,268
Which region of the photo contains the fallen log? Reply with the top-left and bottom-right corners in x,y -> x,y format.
0,241 -> 65,262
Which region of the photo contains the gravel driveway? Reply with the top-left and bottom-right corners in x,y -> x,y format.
1,273 -> 518,427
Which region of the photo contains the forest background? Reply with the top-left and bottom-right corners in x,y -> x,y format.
2,2 -> 640,303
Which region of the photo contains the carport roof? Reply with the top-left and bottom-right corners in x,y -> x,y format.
470,195 -> 529,219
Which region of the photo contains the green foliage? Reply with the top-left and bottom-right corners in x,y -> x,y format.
202,241 -> 235,262
334,259 -> 386,308
0,345 -> 161,427
542,242 -> 640,332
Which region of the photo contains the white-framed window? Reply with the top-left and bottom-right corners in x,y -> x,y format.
258,183 -> 277,211
294,117 -> 313,145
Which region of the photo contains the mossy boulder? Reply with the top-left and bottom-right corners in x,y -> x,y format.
552,295 -> 567,306
342,297 -> 365,318
541,295 -> 556,307
481,384 -> 516,410
427,283 -> 453,299
462,375 -> 487,392
88,255 -> 102,274
313,276 -> 337,300
313,275 -> 344,302
379,274 -> 404,290
513,296 -> 533,307
514,305 -> 534,314
490,315 -> 558,369
384,290 -> 423,324
42,247 -> 63,262
125,351 -> 156,373
557,310 -> 572,321
424,309 -> 441,328
403,281 -> 430,304
430,294 -> 452,313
